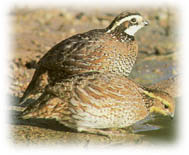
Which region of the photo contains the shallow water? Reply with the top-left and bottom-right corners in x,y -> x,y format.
130,54 -> 177,86
127,53 -> 178,144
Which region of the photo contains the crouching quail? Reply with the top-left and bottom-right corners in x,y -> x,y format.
21,73 -> 175,136
20,11 -> 149,104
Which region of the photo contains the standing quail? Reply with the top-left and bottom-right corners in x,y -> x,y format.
20,11 -> 149,104
21,73 -> 175,136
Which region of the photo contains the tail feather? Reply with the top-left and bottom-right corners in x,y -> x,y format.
21,93 -> 51,119
19,68 -> 46,105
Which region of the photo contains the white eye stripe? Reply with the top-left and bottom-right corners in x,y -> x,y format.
108,15 -> 142,32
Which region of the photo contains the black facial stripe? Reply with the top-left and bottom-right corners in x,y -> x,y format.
134,22 -> 139,26
107,12 -> 141,31
118,12 -> 141,21
125,22 -> 138,28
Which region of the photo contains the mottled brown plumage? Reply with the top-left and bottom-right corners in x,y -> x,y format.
22,73 -> 175,135
20,11 -> 148,104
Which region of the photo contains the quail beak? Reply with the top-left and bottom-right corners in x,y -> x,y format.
143,20 -> 149,26
169,113 -> 174,120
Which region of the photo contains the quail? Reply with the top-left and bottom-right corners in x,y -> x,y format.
21,73 -> 175,136
20,11 -> 149,104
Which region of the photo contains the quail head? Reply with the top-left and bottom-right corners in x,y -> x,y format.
21,73 -> 175,136
19,11 -> 149,104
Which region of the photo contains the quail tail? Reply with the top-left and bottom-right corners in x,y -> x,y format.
19,68 -> 46,105
21,92 -> 52,119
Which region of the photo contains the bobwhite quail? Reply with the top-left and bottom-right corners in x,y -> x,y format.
20,11 -> 149,104
21,73 -> 175,136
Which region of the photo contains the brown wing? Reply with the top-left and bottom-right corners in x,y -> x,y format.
38,29 -> 138,77
19,30 -> 107,104
39,29 -> 107,73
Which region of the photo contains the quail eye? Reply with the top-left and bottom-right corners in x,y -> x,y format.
164,105 -> 169,109
131,18 -> 136,23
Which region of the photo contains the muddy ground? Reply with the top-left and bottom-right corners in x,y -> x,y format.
8,7 -> 179,147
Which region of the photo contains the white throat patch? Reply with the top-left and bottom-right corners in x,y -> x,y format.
124,25 -> 143,36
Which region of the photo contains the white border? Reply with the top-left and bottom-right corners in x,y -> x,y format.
1,0 -> 188,154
